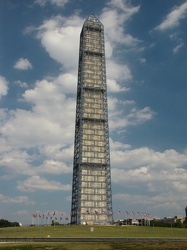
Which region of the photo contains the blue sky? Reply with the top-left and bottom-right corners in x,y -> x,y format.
1,0 -> 187,225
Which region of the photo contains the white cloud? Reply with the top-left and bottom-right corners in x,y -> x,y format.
155,2 -> 187,31
110,143 -> 187,214
100,0 -> 140,46
14,58 -> 33,70
106,60 -> 132,82
109,105 -> 155,131
113,192 -> 182,215
0,194 -> 33,204
35,0 -> 69,7
15,80 -> 28,88
173,42 -> 184,53
0,74 -> 76,148
111,146 -> 187,170
0,76 -> 8,98
17,175 -> 71,192
37,159 -> 72,175
36,15 -> 82,70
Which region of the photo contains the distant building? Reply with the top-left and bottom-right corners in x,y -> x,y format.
71,15 -> 113,225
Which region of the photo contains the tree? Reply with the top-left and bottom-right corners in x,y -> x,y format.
0,219 -> 20,228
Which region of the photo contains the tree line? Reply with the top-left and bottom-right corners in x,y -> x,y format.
0,219 -> 20,228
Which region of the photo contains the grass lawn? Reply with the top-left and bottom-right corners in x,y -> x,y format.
1,225 -> 187,249
1,242 -> 187,250
0,225 -> 187,238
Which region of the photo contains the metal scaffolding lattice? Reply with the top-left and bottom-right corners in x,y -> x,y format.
71,15 -> 113,225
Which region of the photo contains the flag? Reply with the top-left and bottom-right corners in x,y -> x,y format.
125,211 -> 129,215
111,211 -> 114,214
53,211 -> 56,216
95,210 -> 98,215
70,212 -> 72,215
48,212 -> 50,216
132,212 -> 134,215
118,211 -> 122,214
66,217 -> 69,220
61,212 -> 64,216
86,210 -> 90,214
78,211 -> 81,215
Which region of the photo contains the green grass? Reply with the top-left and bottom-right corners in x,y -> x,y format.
0,225 -> 187,238
0,226 -> 187,250
1,242 -> 187,250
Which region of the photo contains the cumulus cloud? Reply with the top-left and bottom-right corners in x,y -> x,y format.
36,15 -> 82,69
106,60 -> 132,82
0,74 -> 76,149
155,2 -> 187,31
110,143 -> 187,215
0,76 -> 8,98
100,0 -> 140,46
17,175 -> 71,192
111,146 -> 187,170
14,58 -> 33,70
113,192 -> 182,215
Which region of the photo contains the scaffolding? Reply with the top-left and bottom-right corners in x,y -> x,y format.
71,15 -> 113,225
